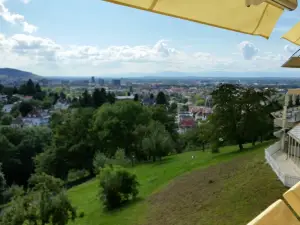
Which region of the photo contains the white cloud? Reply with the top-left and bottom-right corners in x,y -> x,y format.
284,44 -> 297,53
21,0 -> 31,4
238,41 -> 259,60
0,33 -> 290,76
22,22 -> 38,33
0,1 -> 37,33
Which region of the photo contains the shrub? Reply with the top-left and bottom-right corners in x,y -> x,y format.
93,152 -> 107,174
99,166 -> 139,210
79,211 -> 85,218
113,148 -> 130,166
2,184 -> 24,202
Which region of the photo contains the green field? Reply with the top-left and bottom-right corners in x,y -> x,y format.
68,141 -> 287,225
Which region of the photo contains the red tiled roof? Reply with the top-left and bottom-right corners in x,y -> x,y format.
180,118 -> 195,128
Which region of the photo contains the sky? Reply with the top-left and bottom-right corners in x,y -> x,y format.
0,0 -> 300,77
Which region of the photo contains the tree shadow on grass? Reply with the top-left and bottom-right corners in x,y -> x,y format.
214,140 -> 275,160
103,197 -> 144,215
152,157 -> 175,166
137,157 -> 175,167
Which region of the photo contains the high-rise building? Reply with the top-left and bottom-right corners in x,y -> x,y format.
98,78 -> 104,86
112,79 -> 121,86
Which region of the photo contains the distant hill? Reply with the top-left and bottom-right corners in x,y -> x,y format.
0,68 -> 40,79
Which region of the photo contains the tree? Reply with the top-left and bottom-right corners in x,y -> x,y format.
93,101 -> 151,159
26,79 -> 36,95
92,88 -> 107,107
107,92 -> 116,104
93,152 -> 108,174
19,101 -> 34,117
141,121 -> 174,161
1,114 -> 13,125
15,127 -> 52,186
134,93 -> 139,102
0,134 -> 19,186
169,102 -> 177,113
182,123 -> 212,151
35,83 -> 42,92
182,105 -> 189,112
80,90 -> 93,107
99,166 -> 139,210
0,173 -> 76,225
60,91 -> 66,100
210,84 -> 274,151
156,91 -> 167,105
36,108 -> 96,179
151,105 -> 178,142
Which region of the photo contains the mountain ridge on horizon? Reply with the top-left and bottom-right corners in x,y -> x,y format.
0,68 -> 40,79
1,68 -> 300,79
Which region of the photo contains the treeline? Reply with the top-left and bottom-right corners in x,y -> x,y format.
0,79 -> 45,100
182,84 -> 281,151
0,101 -> 177,187
38,102 -> 178,180
72,88 -> 116,108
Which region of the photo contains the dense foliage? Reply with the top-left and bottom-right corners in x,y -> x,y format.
99,166 -> 139,210
209,84 -> 276,150
0,126 -> 52,186
0,173 -> 76,225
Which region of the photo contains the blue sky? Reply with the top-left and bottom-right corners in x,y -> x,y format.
0,0 -> 300,76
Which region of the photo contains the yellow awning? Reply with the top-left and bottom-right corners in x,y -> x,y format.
282,22 -> 300,45
104,0 -> 284,38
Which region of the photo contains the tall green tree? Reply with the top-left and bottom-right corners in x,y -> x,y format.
210,84 -> 245,150
156,91 -> 167,105
93,101 -> 151,159
80,90 -> 93,107
151,105 -> 178,142
26,79 -> 36,95
35,83 -> 42,92
210,84 -> 274,151
142,121 -> 174,161
134,93 -> 139,102
92,88 -> 107,107
36,108 -> 96,179
19,101 -> 34,117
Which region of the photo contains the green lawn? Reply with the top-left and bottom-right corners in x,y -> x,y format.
68,141 -> 285,225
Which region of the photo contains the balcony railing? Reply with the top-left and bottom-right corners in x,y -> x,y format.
265,142 -> 300,187
274,118 -> 295,128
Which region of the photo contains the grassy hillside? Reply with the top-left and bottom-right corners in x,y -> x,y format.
68,141 -> 286,225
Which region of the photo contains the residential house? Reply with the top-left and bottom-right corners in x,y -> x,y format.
11,117 -> 24,128
22,110 -> 50,127
116,95 -> 135,101
0,94 -> 8,103
2,104 -> 14,113
142,98 -> 155,106
54,101 -> 70,110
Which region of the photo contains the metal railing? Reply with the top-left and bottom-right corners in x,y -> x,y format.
265,142 -> 300,187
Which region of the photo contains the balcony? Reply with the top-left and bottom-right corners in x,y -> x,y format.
274,118 -> 296,129
265,142 -> 300,187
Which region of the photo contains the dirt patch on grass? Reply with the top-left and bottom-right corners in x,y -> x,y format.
145,151 -> 287,225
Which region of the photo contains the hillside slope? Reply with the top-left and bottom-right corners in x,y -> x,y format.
68,142 -> 286,225
0,68 -> 40,79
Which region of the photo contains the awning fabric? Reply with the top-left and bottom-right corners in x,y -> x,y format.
282,22 -> 300,45
104,0 -> 283,38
